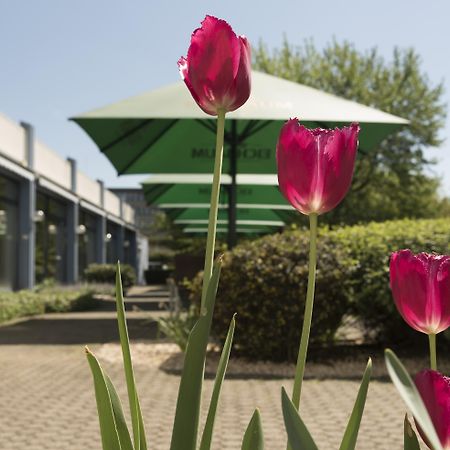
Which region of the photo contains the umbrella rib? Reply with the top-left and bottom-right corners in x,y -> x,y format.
118,119 -> 179,175
196,119 -> 235,142
239,120 -> 272,141
100,119 -> 154,152
144,184 -> 174,204
166,208 -> 186,220
238,120 -> 261,141
195,119 -> 216,134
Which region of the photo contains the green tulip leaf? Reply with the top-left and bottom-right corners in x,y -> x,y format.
104,373 -> 134,450
404,414 -> 421,450
339,358 -> 372,450
385,349 -> 443,450
199,313 -> 236,450
136,396 -> 147,450
281,387 -> 318,450
115,262 -> 147,450
170,259 -> 222,450
86,348 -> 133,450
241,409 -> 265,450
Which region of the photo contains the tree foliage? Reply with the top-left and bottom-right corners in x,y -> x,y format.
253,39 -> 447,224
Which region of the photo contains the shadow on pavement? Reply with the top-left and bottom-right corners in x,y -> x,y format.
0,316 -> 159,345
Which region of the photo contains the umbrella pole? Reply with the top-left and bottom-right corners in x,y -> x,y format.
228,120 -> 237,249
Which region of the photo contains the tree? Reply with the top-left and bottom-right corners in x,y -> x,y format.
253,39 -> 447,224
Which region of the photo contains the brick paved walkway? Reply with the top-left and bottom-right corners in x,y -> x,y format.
0,309 -> 410,449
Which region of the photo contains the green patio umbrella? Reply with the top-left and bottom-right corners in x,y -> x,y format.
72,71 -> 408,245
168,207 -> 287,227
142,174 -> 290,209
142,174 -> 293,243
182,226 -> 276,235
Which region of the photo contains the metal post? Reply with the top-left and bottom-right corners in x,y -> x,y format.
20,121 -> 34,170
129,231 -> 138,274
18,178 -> 35,289
18,122 -> 35,289
96,180 -> 106,263
228,120 -> 238,249
96,215 -> 107,264
66,201 -> 79,283
66,158 -> 79,283
117,224 -> 125,263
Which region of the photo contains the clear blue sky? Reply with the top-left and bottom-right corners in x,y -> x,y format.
0,0 -> 449,194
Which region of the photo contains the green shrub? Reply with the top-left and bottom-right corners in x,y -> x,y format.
188,218 -> 450,361
84,263 -> 136,288
0,291 -> 44,323
0,286 -> 99,324
334,218 -> 450,344
188,229 -> 354,361
158,305 -> 199,352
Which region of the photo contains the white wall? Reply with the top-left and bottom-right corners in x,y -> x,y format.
0,113 -> 136,225
0,113 -> 26,165
77,171 -> 101,205
35,140 -> 72,190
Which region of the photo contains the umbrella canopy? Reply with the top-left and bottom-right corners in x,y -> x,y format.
142,174 -> 293,241
72,71 -> 408,176
183,226 -> 276,235
142,174 -> 291,210
168,207 -> 287,227
72,71 -> 408,246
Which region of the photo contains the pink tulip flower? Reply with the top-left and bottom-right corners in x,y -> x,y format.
415,370 -> 450,449
178,15 -> 251,116
390,250 -> 450,335
276,119 -> 360,215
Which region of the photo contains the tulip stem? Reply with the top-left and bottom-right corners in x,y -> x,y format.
429,333 -> 437,370
291,213 -> 318,409
201,109 -> 226,312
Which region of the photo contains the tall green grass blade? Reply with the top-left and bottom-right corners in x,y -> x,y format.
170,259 -> 222,450
404,414 -> 421,450
281,387 -> 318,450
385,349 -> 443,450
241,409 -> 264,450
199,314 -> 236,450
339,358 -> 372,450
86,347 -> 132,450
115,262 -> 147,450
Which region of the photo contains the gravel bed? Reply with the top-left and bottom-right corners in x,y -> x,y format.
95,341 -> 449,380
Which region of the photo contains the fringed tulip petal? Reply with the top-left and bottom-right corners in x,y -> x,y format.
390,250 -> 450,335
276,120 -> 359,215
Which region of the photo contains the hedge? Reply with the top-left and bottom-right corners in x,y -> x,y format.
188,225 -> 354,361
84,263 -> 136,288
335,218 -> 450,344
0,286 -> 99,324
188,218 -> 450,361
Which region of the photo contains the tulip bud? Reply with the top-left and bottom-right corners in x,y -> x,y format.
178,15 -> 251,116
276,119 -> 360,215
390,250 -> 450,335
415,370 -> 450,449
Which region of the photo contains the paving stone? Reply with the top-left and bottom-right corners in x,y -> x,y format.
0,343 -> 412,449
0,303 -> 428,450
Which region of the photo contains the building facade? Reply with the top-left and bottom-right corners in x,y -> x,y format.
0,113 -> 140,290
109,188 -> 157,236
